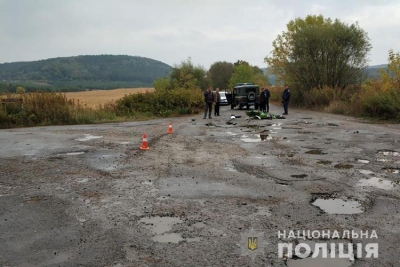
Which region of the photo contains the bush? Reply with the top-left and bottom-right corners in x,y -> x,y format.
0,92 -> 117,128
115,87 -> 204,117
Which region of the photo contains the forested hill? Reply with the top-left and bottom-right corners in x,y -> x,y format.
0,55 -> 172,92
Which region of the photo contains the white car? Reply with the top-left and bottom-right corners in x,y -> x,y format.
219,92 -> 229,105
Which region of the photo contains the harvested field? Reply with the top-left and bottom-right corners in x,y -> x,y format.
65,87 -> 155,108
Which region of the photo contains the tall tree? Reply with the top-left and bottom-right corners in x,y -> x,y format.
170,58 -> 209,89
228,64 -> 255,88
265,15 -> 371,91
208,61 -> 234,89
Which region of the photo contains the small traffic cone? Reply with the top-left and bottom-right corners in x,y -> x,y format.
168,122 -> 173,134
140,133 -> 149,150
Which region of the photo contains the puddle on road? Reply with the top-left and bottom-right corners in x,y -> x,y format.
152,233 -> 183,243
358,177 -> 396,190
357,159 -> 370,164
65,152 -> 85,156
76,134 -> 103,141
291,174 -> 308,178
317,160 -> 332,165
306,149 -> 327,155
224,164 -> 238,172
77,178 -> 89,183
254,207 -> 272,217
378,150 -> 400,157
119,142 -> 130,145
298,131 -> 314,134
260,134 -> 273,141
139,216 -> 183,235
192,222 -> 206,228
41,252 -> 70,265
383,167 -> 400,174
287,257 -> 353,267
186,237 -> 202,242
334,164 -> 354,169
312,198 -> 363,214
241,134 -> 261,143
359,169 -> 374,175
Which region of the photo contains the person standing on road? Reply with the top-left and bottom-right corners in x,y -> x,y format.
282,84 -> 291,115
214,88 -> 221,116
260,87 -> 271,113
203,87 -> 215,119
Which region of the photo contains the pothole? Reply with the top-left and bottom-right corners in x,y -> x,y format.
224,163 -> 237,172
287,256 -> 353,267
139,216 -> 183,235
260,134 -> 273,141
291,174 -> 308,178
383,167 -> 400,174
359,169 -> 374,175
317,160 -> 332,165
378,150 -> 400,156
334,164 -> 353,169
297,131 -> 314,134
241,134 -> 261,143
76,134 -> 103,141
152,233 -> 183,243
311,196 -> 363,214
357,177 -> 397,190
254,207 -> 272,217
65,151 -> 85,156
357,159 -> 370,164
306,149 -> 327,155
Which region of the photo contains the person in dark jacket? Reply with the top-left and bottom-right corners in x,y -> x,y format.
203,87 -> 215,119
214,88 -> 221,116
282,84 -> 291,115
260,87 -> 271,113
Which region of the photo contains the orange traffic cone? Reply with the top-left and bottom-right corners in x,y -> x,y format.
140,133 -> 149,150
168,122 -> 173,134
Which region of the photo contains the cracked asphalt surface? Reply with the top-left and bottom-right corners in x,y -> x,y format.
0,104 -> 399,267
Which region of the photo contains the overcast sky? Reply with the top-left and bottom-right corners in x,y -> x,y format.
1,0 -> 399,68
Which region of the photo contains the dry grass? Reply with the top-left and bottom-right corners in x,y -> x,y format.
65,87 -> 155,108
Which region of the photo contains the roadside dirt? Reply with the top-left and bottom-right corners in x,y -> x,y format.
0,104 -> 399,267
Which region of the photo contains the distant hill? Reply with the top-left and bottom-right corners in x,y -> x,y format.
0,55 -> 172,92
262,64 -> 388,85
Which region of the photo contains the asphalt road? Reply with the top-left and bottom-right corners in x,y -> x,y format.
0,104 -> 399,267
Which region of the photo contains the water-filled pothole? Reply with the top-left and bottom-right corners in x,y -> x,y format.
383,167 -> 400,174
317,160 -> 332,165
312,198 -> 363,214
378,150 -> 400,156
260,134 -> 273,141
76,134 -> 103,141
306,149 -> 327,155
291,174 -> 308,178
334,164 -> 353,169
357,177 -> 396,190
359,169 -> 374,175
357,159 -> 370,164
139,216 -> 183,235
287,256 -> 353,267
65,151 -> 85,156
241,134 -> 261,142
152,233 -> 183,243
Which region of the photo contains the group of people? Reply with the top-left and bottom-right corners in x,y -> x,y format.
203,85 -> 291,119
203,87 -> 221,119
259,84 -> 291,115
